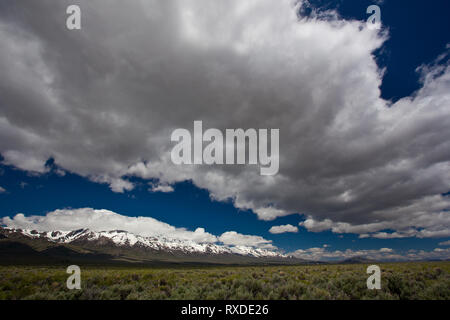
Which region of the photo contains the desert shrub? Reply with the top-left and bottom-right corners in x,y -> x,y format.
0,262 -> 449,300
386,274 -> 405,298
79,285 -> 103,300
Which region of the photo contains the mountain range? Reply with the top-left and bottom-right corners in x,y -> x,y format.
0,227 -> 307,266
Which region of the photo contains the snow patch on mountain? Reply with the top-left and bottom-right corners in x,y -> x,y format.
4,228 -> 288,258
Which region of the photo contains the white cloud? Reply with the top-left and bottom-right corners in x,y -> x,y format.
291,247 -> 450,262
301,197 -> 450,238
91,176 -> 135,194
1,208 -> 218,243
219,231 -> 276,249
299,218 -> 334,232
0,186 -> 6,193
269,224 -> 298,234
149,182 -> 174,193
1,208 -> 279,250
406,248 -> 450,261
55,168 -> 66,176
0,0 -> 449,238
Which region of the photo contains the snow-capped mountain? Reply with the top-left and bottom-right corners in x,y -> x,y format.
2,227 -> 288,259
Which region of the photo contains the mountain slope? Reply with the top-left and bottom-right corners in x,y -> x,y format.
0,227 -> 307,265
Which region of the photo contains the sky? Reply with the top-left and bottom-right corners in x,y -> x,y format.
0,0 -> 449,261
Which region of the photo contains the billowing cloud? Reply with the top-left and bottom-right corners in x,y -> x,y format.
269,224 -> 298,234
219,231 -> 276,249
149,183 -> 174,193
1,208 -> 218,243
0,0 -> 449,238
291,246 -> 450,262
1,208 -> 277,249
301,195 -> 450,238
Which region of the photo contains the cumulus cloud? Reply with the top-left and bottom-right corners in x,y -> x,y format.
148,182 -> 175,193
1,208 -> 277,249
405,248 -> 450,261
291,246 -> 450,262
0,0 -> 449,238
269,224 -> 298,234
219,231 -> 276,249
301,196 -> 450,238
1,208 -> 218,243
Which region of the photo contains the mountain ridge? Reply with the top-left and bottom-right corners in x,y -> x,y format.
2,227 -> 287,257
0,226 -> 308,265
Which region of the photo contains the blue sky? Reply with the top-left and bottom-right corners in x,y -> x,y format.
309,0 -> 450,101
0,158 -> 447,255
0,0 -> 449,261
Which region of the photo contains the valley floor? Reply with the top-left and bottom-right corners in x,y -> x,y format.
0,262 -> 449,300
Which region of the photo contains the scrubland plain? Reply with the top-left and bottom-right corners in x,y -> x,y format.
0,262 -> 448,300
